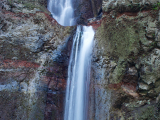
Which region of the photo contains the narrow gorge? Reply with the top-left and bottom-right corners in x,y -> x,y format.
0,0 -> 160,120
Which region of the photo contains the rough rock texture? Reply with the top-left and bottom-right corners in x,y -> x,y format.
73,0 -> 102,25
89,0 -> 160,119
1,0 -> 48,14
0,0 -> 75,119
1,0 -> 160,120
103,0 -> 160,12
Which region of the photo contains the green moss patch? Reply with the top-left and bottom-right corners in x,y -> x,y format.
96,18 -> 144,60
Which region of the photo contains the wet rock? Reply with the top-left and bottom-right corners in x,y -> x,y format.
157,42 -> 160,47
0,3 -> 74,119
20,82 -> 28,94
44,32 -> 53,42
128,67 -> 137,76
3,4 -> 11,11
66,0 -> 102,25
0,81 -> 18,91
139,90 -> 148,96
159,10 -> 160,21
108,82 -> 122,90
109,60 -> 126,84
136,105 -> 156,119
25,37 -> 43,52
138,82 -> 150,90
140,49 -> 160,85
154,86 -> 160,95
92,2 -> 160,119
156,94 -> 160,103
148,89 -> 156,97
102,64 -> 108,68
156,32 -> 160,42
146,21 -> 157,38
109,61 -> 117,68
121,84 -> 139,98
124,100 -> 150,108
102,0 -> 160,12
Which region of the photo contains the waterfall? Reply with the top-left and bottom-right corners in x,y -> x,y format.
47,0 -> 75,26
47,0 -> 95,119
64,26 -> 95,120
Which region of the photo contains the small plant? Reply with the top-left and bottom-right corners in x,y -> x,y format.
153,7 -> 158,10
152,34 -> 155,38
152,2 -> 160,10
128,4 -> 133,9
151,42 -> 155,46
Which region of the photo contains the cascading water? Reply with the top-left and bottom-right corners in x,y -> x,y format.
64,26 -> 95,120
47,0 -> 75,26
47,0 -> 95,119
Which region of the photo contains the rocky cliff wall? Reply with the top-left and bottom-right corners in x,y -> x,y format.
89,0 -> 160,119
72,0 -> 102,25
1,0 -> 160,120
0,0 -> 75,119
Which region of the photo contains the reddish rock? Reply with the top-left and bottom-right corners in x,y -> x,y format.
108,80 -> 139,98
44,71 -> 67,120
121,83 -> 139,98
116,12 -> 138,19
88,19 -> 102,30
108,82 -> 122,90
0,60 -> 40,68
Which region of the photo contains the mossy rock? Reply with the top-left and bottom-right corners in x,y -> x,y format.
96,18 -> 144,59
95,17 -> 147,83
154,79 -> 160,95
7,0 -> 48,12
109,59 -> 127,84
136,106 -> 156,120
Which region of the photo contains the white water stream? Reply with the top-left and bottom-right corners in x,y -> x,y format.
47,0 -> 75,26
64,26 -> 94,120
47,1 -> 95,120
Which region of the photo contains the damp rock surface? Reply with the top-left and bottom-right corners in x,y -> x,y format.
89,0 -> 160,119
1,0 -> 160,120
0,0 -> 75,119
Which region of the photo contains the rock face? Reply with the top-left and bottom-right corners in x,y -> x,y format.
1,0 -> 160,120
73,0 -> 102,25
102,0 -> 160,12
0,0 -> 75,119
89,0 -> 160,119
